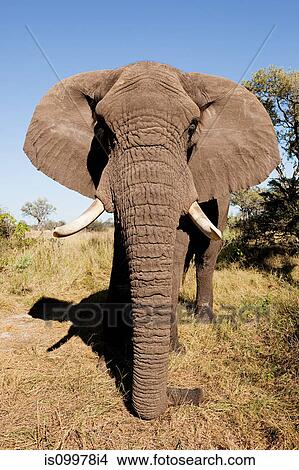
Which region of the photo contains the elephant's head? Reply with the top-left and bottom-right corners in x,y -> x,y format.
24,61 -> 279,419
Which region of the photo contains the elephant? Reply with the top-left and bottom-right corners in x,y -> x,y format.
23,61 -> 279,420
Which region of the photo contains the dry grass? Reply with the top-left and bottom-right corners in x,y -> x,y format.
0,231 -> 298,449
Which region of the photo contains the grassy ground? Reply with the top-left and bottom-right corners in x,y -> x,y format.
0,231 -> 298,449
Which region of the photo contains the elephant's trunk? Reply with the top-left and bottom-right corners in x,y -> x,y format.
113,147 -> 185,419
129,236 -> 174,419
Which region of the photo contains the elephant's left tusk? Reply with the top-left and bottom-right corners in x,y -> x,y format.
188,201 -> 222,240
53,198 -> 105,238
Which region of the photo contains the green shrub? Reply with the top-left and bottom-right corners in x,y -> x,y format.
14,254 -> 33,272
0,209 -> 29,241
14,221 -> 30,240
0,211 -> 16,238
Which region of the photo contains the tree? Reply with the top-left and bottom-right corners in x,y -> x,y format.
230,188 -> 264,243
230,188 -> 263,220
21,198 -> 56,228
257,177 -> 298,246
231,67 -> 299,249
243,66 -> 299,175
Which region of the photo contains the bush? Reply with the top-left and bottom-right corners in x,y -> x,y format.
0,209 -> 29,241
14,254 -> 33,271
0,211 -> 16,238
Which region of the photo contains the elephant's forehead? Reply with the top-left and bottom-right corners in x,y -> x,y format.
114,63 -> 185,95
99,90 -> 198,129
98,64 -> 199,125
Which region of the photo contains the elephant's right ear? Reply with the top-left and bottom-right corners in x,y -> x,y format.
181,72 -> 280,202
23,69 -> 121,198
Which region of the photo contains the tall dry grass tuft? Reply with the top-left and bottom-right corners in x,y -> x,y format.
0,230 -> 113,306
0,231 -> 298,449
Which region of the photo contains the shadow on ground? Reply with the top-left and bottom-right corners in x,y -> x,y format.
28,291 -> 133,410
28,293 -> 203,414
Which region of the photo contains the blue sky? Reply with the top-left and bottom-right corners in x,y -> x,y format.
0,0 -> 298,222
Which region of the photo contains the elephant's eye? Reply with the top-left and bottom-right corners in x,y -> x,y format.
188,118 -> 198,135
95,115 -> 116,151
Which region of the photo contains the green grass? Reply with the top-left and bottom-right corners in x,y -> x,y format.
0,230 -> 298,449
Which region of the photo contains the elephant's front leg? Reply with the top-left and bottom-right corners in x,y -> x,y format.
170,226 -> 190,353
105,221 -> 132,351
194,197 -> 230,323
194,241 -> 220,322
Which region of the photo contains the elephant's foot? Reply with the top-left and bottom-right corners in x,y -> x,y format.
194,304 -> 215,324
167,387 -> 204,406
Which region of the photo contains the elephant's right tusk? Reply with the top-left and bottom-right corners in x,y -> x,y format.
188,201 -> 222,240
53,198 -> 105,238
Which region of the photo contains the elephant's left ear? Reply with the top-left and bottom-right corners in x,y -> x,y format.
182,72 -> 280,201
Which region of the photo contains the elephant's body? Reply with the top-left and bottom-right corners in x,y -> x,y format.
23,61 -> 280,419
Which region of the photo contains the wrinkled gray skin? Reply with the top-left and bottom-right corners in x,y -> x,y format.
24,62 -> 280,419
